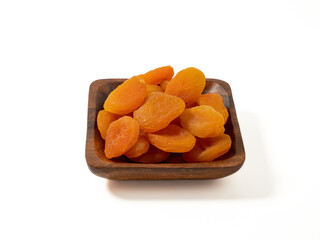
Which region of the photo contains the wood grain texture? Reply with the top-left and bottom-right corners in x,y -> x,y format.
85,78 -> 245,180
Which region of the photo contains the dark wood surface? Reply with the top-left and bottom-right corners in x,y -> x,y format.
85,78 -> 245,180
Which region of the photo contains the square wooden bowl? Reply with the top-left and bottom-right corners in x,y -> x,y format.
85,78 -> 245,180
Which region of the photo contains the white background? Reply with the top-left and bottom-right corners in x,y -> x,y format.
0,0 -> 319,239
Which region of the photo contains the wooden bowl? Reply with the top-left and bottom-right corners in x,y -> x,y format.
85,78 -> 245,180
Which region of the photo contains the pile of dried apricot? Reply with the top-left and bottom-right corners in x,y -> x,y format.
97,66 -> 232,163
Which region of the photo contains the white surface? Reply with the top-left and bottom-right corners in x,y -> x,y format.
0,0 -> 319,239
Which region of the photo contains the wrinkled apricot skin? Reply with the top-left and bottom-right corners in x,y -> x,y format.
160,80 -> 170,91
104,76 -> 146,114
146,84 -> 163,95
180,105 -> 225,138
124,135 -> 150,158
133,92 -> 185,132
97,110 -> 119,140
138,66 -> 174,85
197,93 -> 229,124
104,116 -> 140,159
183,134 -> 232,162
207,126 -> 225,138
129,145 -> 170,163
165,67 -> 206,105
147,124 -> 196,153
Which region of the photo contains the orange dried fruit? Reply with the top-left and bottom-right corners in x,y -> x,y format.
207,126 -> 225,138
129,145 -> 170,163
197,93 -> 229,124
104,116 -> 140,159
146,84 -> 163,95
103,76 -> 146,114
183,134 -> 232,162
147,124 -> 196,153
133,92 -> 185,132
180,105 -> 224,138
165,67 -> 205,105
124,135 -> 150,158
96,110 -> 120,140
160,80 -> 170,91
97,66 -> 234,164
138,66 -> 174,84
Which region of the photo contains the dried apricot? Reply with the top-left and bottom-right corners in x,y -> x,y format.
98,66 -> 233,164
129,145 -> 170,163
133,92 -> 185,132
138,66 -> 174,84
146,84 -> 163,95
197,93 -> 229,124
165,67 -> 205,105
124,135 -> 150,158
180,105 -> 224,138
147,124 -> 196,153
104,76 -> 146,114
96,110 -> 120,140
160,80 -> 170,91
183,134 -> 232,162
104,116 -> 140,159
